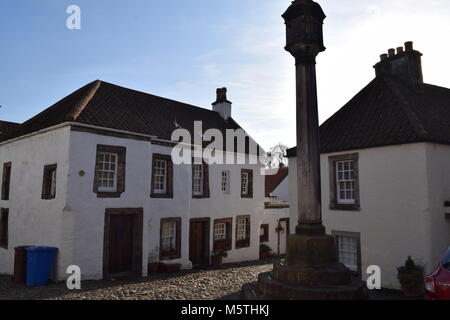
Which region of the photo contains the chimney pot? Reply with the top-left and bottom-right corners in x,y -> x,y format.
388,48 -> 396,57
374,41 -> 423,90
405,41 -> 413,51
212,87 -> 232,119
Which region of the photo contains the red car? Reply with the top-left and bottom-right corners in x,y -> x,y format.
425,246 -> 450,300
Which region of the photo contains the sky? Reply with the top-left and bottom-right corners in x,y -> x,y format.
0,0 -> 449,150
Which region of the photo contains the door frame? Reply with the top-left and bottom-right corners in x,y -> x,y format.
280,218 -> 290,250
189,218 -> 211,267
103,208 -> 143,279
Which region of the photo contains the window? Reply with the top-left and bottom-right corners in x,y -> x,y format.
329,153 -> 360,211
193,164 -> 203,196
160,218 -> 181,260
241,172 -> 248,195
97,152 -> 118,192
1,162 -> 11,200
153,160 -> 167,193
93,145 -> 126,198
260,224 -> 269,243
221,171 -> 230,194
213,218 -> 232,251
214,223 -> 226,240
42,164 -> 57,200
151,154 -> 173,198
192,161 -> 209,198
333,231 -> 361,274
241,169 -> 253,198
235,215 -> 250,249
0,208 -> 8,249
336,160 -> 355,204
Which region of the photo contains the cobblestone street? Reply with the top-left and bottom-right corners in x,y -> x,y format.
0,259 -> 415,300
0,260 -> 274,300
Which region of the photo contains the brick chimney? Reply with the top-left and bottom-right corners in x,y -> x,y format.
212,87 -> 232,120
374,41 -> 423,90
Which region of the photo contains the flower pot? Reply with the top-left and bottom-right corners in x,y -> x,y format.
401,283 -> 424,297
211,255 -> 222,267
398,271 -> 425,297
158,263 -> 181,273
148,263 -> 160,274
260,252 -> 269,260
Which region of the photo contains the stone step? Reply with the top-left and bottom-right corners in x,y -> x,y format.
257,272 -> 369,300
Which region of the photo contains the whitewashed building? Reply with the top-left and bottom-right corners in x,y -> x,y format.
288,42 -> 450,289
261,167 -> 290,256
0,83 -> 275,280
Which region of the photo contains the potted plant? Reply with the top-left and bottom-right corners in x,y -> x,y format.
260,244 -> 272,260
211,249 -> 228,267
148,247 -> 160,274
397,256 -> 425,296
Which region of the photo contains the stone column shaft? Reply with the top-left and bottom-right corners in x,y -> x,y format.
295,57 -> 324,236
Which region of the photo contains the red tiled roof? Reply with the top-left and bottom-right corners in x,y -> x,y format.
1,80 -> 260,154
0,120 -> 21,138
265,167 -> 289,197
288,76 -> 450,156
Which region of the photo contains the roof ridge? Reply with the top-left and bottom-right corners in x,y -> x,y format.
65,80 -> 102,121
98,80 -> 221,115
382,76 -> 429,139
0,120 -> 21,125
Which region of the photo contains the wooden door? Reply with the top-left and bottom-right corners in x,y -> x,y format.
108,214 -> 134,275
189,219 -> 210,267
103,208 -> 143,279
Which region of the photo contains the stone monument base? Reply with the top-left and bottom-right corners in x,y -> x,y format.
242,233 -> 369,300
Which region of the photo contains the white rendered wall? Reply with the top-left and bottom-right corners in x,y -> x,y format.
260,208 -> 290,255
0,127 -> 71,278
65,131 -> 153,280
271,177 -> 289,202
424,143 -> 450,268
289,143 -> 435,289
66,130 -> 265,279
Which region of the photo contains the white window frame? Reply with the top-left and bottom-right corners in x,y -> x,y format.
50,168 -> 57,198
161,220 -> 177,252
153,159 -> 167,194
337,235 -> 359,272
221,170 -> 230,194
241,171 -> 249,196
236,217 -> 247,241
214,222 -> 227,241
97,152 -> 118,192
336,160 -> 355,205
193,164 -> 203,196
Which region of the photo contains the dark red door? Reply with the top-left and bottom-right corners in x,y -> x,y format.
189,220 -> 209,267
109,214 -> 134,275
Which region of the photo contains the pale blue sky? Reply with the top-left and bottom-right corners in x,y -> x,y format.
1,0 -> 449,149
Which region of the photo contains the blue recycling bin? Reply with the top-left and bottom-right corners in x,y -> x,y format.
25,246 -> 58,286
